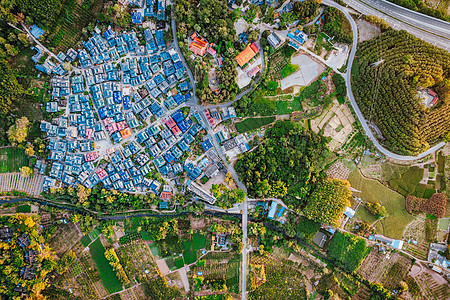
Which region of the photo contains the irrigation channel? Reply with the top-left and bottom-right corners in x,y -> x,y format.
1,197 -> 331,263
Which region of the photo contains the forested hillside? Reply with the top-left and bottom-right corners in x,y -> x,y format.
352,30 -> 450,155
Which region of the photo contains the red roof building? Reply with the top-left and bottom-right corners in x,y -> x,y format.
120,128 -> 132,139
160,191 -> 173,200
171,125 -> 182,137
189,37 -> 209,56
236,43 -> 260,67
96,168 -> 108,180
84,152 -> 99,162
207,46 -> 217,57
166,118 -> 176,128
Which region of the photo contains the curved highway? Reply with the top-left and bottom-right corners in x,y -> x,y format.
323,0 -> 446,161
341,0 -> 450,50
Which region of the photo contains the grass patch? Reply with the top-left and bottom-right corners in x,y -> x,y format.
281,63 -> 299,78
235,116 -> 275,133
80,235 -> 92,247
174,256 -> 184,269
0,147 -> 29,173
89,238 -> 122,294
193,233 -> 206,250
348,169 -> 414,239
149,243 -> 161,257
165,256 -> 176,270
16,204 -> 31,213
276,97 -> 303,114
182,240 -> 198,265
355,205 -> 378,225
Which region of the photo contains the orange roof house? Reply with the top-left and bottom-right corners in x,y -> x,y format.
236,43 -> 260,67
120,128 -> 132,139
189,37 -> 209,56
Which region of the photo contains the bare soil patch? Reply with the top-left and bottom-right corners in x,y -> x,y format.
357,19 -> 381,42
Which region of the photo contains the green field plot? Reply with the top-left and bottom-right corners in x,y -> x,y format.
16,204 -> 31,213
182,240 -> 198,265
165,256 -> 176,270
193,233 -> 206,250
281,63 -> 299,78
276,97 -> 303,115
89,238 -> 122,294
438,218 -> 450,231
348,169 -> 414,239
235,117 -> 275,133
174,256 -> 184,269
388,166 -> 424,196
0,147 -> 29,173
80,235 -> 92,247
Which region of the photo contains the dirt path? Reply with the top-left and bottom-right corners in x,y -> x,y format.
178,267 -> 190,292
155,258 -> 170,276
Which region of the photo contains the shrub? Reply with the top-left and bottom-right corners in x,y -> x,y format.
406,193 -> 447,218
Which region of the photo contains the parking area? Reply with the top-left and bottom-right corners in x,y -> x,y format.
280,54 -> 325,90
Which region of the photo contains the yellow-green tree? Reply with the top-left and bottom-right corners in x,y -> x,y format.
19,166 -> 33,177
7,117 -> 29,144
304,178 -> 352,226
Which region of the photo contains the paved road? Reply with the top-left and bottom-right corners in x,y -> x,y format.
19,23 -> 64,63
171,11 -> 250,299
340,0 -> 450,50
323,0 -> 446,161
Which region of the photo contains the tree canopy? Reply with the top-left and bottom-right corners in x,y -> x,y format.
303,178 -> 352,226
0,60 -> 23,116
352,30 -> 450,155
327,231 -> 369,272
235,121 -> 330,208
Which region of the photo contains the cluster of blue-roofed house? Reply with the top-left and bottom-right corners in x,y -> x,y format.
255,200 -> 287,224
287,29 -> 309,50
37,25 -> 219,200
127,0 -> 167,23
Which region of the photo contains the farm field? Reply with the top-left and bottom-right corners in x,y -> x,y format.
49,0 -> 105,52
357,248 -> 413,286
16,204 -> 31,213
55,250 -> 106,299
89,238 -> 123,294
0,147 -> 29,173
348,169 -> 415,238
116,239 -> 158,283
192,254 -> 241,294
235,116 -> 275,133
414,271 -> 449,300
402,216 -> 430,260
48,222 -> 82,255
381,162 -> 437,198
248,254 -> 307,299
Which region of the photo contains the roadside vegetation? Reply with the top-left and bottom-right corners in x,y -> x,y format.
234,116 -> 275,133
387,0 -> 450,22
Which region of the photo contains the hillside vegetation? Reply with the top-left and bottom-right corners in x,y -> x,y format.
352,30 -> 450,155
